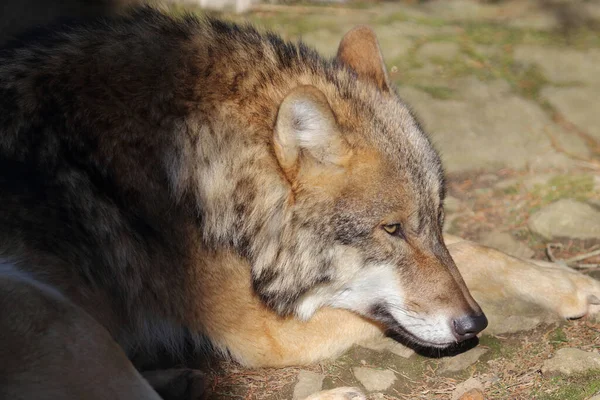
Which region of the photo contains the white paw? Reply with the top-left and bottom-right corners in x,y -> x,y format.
303,387 -> 366,400
531,260 -> 600,319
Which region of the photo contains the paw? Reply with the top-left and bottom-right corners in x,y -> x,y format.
303,387 -> 366,400
531,260 -> 600,319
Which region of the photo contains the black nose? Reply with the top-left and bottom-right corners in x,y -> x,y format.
452,313 -> 488,341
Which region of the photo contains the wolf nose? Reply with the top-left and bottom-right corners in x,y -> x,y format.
452,313 -> 488,341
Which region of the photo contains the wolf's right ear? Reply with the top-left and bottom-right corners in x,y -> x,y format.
336,26 -> 391,92
274,85 -> 347,175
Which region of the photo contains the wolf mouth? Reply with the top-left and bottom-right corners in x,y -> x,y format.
369,303 -> 457,349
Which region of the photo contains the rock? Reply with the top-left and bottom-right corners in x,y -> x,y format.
359,337 -> 415,359
457,388 -> 485,400
293,370 -> 325,400
441,347 -> 489,373
491,315 -> 543,334
480,231 -> 534,259
397,84 -> 586,173
386,342 -> 414,359
455,77 -> 512,101
352,367 -> 396,392
470,297 -> 558,336
541,86 -> 600,140
451,378 -> 484,400
528,199 -> 600,240
541,348 -> 600,376
514,47 -> 600,87
417,42 -> 460,61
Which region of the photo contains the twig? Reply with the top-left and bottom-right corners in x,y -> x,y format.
564,249 -> 600,264
576,263 -> 600,269
544,127 -> 600,166
545,243 -> 562,262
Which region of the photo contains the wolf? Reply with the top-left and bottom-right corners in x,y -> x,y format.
1,5 -> 600,399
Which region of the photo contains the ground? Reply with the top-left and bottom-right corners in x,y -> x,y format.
166,1 -> 600,398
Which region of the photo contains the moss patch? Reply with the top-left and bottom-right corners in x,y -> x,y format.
534,371 -> 600,400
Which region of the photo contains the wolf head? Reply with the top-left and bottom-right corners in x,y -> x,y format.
247,26 -> 487,349
192,23 -> 487,349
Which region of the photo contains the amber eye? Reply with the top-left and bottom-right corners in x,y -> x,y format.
383,223 -> 404,238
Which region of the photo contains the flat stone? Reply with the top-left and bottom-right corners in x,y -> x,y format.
480,231 -> 534,259
359,337 -> 415,359
293,370 -> 325,400
417,42 -> 460,61
541,348 -> 600,376
541,86 -> 600,140
471,297 -> 557,336
514,46 -> 600,87
441,347 -> 489,373
451,378 -> 485,400
454,77 -> 512,101
397,84 -> 587,173
493,315 -> 542,334
457,388 -> 486,400
528,199 -> 600,240
352,367 -> 396,392
386,342 -> 415,358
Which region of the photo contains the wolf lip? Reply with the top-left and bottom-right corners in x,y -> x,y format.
369,304 -> 445,347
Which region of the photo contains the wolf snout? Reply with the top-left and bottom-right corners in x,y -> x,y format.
452,313 -> 488,341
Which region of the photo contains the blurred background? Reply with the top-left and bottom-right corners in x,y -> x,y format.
4,0 -> 597,254
2,1 -> 600,399
175,0 -> 600,266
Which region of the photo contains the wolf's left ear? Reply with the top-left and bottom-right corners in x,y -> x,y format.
336,26 -> 391,92
274,85 -> 347,173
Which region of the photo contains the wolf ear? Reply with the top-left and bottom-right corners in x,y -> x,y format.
274,85 -> 346,173
336,26 -> 391,92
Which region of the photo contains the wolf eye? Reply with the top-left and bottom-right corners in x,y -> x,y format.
383,223 -> 404,238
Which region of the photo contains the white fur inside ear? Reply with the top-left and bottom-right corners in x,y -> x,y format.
291,100 -> 330,150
